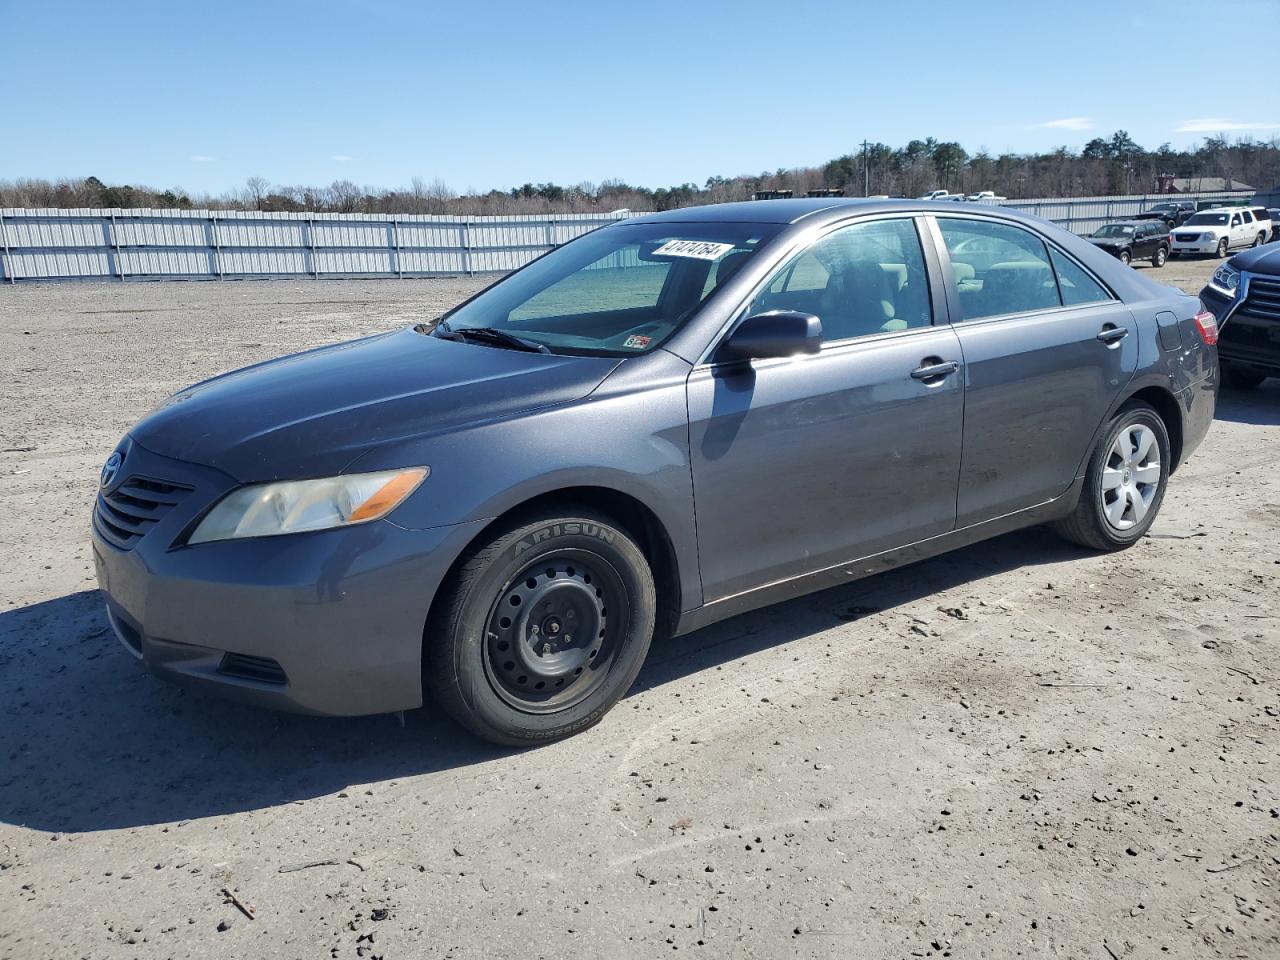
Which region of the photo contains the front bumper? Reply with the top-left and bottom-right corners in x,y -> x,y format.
1171,239 -> 1220,255
93,439 -> 486,716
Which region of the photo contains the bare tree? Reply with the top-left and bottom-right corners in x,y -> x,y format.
245,176 -> 269,210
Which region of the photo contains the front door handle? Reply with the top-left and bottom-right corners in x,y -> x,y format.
1096,325 -> 1129,345
910,359 -> 960,381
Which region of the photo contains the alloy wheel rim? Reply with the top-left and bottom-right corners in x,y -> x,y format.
1100,424 -> 1161,531
482,549 -> 625,713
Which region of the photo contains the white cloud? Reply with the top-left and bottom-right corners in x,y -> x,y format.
1033,117 -> 1094,131
1175,118 -> 1280,133
331,154 -> 353,163
188,154 -> 217,162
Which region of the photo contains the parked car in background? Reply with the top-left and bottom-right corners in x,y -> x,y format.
1171,208 -> 1272,258
1087,221 -> 1170,266
1200,242 -> 1280,388
1133,200 -> 1196,228
919,190 -> 953,200
92,198 -> 1218,745
965,190 -> 1007,202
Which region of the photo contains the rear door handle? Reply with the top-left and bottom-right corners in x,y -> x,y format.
910,359 -> 960,381
1096,325 -> 1129,344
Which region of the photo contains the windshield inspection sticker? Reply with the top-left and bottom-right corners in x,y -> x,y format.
650,239 -> 736,261
622,335 -> 652,349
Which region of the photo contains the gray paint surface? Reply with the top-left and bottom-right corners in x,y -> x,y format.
92,199 -> 1218,716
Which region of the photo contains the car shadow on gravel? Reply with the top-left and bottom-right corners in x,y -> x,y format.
1215,380 -> 1280,425
0,526 -> 1085,834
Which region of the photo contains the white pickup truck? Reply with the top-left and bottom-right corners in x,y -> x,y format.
919,190 -> 952,200
965,190 -> 1007,202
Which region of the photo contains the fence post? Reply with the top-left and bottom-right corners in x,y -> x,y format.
0,211 -> 11,284
390,218 -> 402,278
209,214 -> 223,279
460,219 -> 472,276
304,217 -> 318,278
109,213 -> 124,280
545,215 -> 556,255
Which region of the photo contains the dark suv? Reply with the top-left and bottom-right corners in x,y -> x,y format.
1135,200 -> 1195,229
1087,221 -> 1170,267
1200,244 -> 1280,388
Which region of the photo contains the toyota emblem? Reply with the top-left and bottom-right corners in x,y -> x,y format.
100,452 -> 122,489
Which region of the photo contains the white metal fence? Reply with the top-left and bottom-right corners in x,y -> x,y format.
0,191 -> 1256,283
0,208 -> 635,283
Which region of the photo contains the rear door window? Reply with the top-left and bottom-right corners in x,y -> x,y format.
937,219 -> 1060,320
1048,248 -> 1111,306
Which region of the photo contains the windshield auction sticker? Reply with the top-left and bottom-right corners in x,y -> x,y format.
650,240 -> 736,261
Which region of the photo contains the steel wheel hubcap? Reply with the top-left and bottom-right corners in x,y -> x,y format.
1100,424 -> 1161,530
483,551 -> 622,713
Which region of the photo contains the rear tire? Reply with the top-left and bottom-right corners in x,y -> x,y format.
426,509 -> 656,746
1224,363 -> 1266,390
1254,232 -> 1267,248
1216,238 -> 1229,258
1052,401 -> 1171,551
1151,246 -> 1168,267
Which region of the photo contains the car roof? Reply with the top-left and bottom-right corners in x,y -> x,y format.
631,197 -> 1052,228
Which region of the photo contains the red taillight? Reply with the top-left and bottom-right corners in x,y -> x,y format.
1194,309 -> 1219,345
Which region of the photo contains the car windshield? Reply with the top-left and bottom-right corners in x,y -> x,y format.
1093,225 -> 1134,238
1186,212 -> 1229,226
430,221 -> 782,356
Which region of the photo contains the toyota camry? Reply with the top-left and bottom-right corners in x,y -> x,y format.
93,199 -> 1218,745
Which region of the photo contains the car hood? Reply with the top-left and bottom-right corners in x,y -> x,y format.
1087,236 -> 1128,246
1232,243 -> 1280,274
1176,224 -> 1227,236
130,327 -> 621,481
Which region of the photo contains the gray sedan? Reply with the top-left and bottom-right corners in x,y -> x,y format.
93,199 -> 1218,745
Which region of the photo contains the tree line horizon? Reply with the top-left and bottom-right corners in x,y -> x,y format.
3,132 -> 1276,216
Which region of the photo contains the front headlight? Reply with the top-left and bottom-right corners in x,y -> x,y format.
1209,262 -> 1240,298
1201,233 -> 1215,242
188,467 -> 428,545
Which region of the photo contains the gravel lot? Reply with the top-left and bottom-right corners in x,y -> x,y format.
1,256 -> 1278,960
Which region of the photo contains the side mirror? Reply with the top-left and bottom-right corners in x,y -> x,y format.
719,310 -> 822,362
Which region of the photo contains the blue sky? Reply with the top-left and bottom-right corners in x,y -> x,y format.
5,0 -> 1279,195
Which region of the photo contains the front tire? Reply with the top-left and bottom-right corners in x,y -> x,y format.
426,509 -> 656,746
1151,246 -> 1168,267
1052,401 -> 1171,551
1217,238 -> 1229,258
1118,249 -> 1132,265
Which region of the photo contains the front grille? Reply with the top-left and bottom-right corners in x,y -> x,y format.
1240,277 -> 1280,322
218,652 -> 288,685
94,475 -> 192,550
1174,233 -> 1200,243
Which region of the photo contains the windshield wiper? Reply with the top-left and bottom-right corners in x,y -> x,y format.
434,321 -> 550,354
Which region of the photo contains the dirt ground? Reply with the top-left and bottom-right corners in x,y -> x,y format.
1,256 -> 1277,960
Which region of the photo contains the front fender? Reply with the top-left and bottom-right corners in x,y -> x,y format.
352,351 -> 703,611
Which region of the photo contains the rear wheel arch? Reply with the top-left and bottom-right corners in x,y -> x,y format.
1121,385 -> 1183,472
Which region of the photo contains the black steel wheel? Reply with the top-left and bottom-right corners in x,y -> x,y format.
483,550 -> 624,713
426,509 -> 656,746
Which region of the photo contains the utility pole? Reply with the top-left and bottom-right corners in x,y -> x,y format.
861,140 -> 870,197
